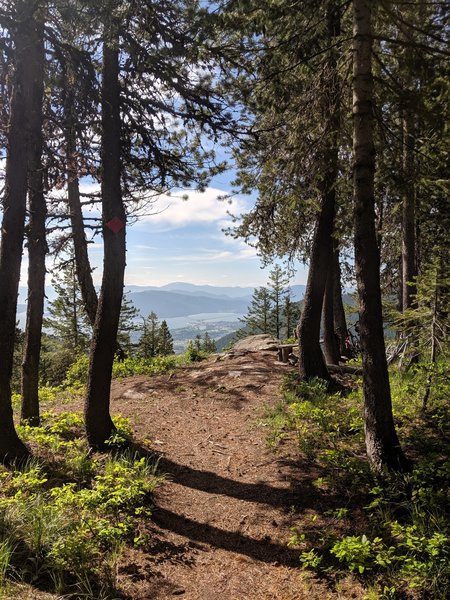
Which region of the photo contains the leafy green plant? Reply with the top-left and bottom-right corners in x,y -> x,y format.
184,340 -> 205,362
263,368 -> 450,598
330,534 -> 377,574
63,353 -> 90,387
0,412 -> 163,598
111,354 -> 179,378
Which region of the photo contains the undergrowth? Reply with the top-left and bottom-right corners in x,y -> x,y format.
64,353 -> 184,388
262,367 -> 450,599
0,412 -> 162,599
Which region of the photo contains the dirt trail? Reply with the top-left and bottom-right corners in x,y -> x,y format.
109,351 -> 340,600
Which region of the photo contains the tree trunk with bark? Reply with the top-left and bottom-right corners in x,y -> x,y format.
332,248 -> 351,358
298,5 -> 340,382
84,23 -> 126,449
352,0 -> 409,472
64,62 -> 99,327
0,2 -> 38,462
21,10 -> 46,426
322,263 -> 341,365
401,109 -> 417,310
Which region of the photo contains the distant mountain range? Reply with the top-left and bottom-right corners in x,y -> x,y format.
126,289 -> 250,319
17,282 -> 307,328
125,282 -> 257,300
124,283 -> 306,319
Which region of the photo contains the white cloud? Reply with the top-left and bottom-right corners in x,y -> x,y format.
135,187 -> 249,229
128,241 -> 257,265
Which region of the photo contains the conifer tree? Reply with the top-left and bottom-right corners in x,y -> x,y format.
157,320 -> 174,356
352,0 -> 409,472
45,258 -> 91,353
202,331 -> 216,353
138,312 -> 160,359
0,0 -> 45,462
268,266 -> 288,340
240,287 -> 273,335
117,294 -> 140,356
282,293 -> 299,340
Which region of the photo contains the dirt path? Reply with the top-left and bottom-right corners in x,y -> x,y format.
109,351 -> 339,600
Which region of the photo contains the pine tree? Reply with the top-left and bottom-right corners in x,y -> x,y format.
157,320 -> 174,356
0,0 -> 40,462
138,312 -> 160,359
240,287 -> 273,335
117,293 -> 140,356
202,332 -> 217,353
352,0 -> 409,472
194,334 -> 202,352
268,266 -> 289,339
282,294 -> 299,340
45,258 -> 91,354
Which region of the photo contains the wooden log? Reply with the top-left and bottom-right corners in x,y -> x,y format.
326,363 -> 363,375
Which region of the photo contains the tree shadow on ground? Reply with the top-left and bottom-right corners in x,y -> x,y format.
151,506 -> 301,567
120,442 -> 366,573
127,442 -> 327,512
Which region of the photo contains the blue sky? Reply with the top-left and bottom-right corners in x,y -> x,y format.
86,181 -> 309,288
9,161 -> 309,290
22,160 -> 309,289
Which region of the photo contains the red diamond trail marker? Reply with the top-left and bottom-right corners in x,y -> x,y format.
106,217 -> 125,233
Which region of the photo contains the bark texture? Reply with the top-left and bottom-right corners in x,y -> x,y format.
332,249 -> 351,358
322,263 -> 341,365
298,5 -> 340,382
0,3 -> 41,462
352,0 -> 409,471
401,110 -> 417,310
21,11 -> 46,425
64,62 -> 99,327
84,26 -> 125,449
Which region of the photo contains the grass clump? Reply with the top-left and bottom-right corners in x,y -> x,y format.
263,368 -> 450,599
64,353 -> 184,387
0,412 -> 162,599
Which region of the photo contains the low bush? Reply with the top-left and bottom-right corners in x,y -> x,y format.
262,368 -> 450,599
0,412 -> 162,598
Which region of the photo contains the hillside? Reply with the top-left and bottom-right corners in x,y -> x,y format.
127,289 -> 250,319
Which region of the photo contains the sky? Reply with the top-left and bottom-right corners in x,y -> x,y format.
5,156 -> 309,291
38,171 -> 310,290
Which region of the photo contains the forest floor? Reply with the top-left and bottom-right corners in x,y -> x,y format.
102,349 -> 365,600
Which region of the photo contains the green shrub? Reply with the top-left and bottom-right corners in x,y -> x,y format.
64,354 -> 90,387
268,370 -> 450,599
111,355 -> 178,378
0,412 -> 163,598
184,340 -> 207,362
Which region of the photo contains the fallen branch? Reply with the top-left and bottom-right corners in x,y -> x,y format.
326,363 -> 363,375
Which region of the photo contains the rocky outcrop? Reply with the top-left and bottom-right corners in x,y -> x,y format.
231,334 -> 280,352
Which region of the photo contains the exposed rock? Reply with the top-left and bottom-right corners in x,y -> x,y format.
231,334 -> 280,352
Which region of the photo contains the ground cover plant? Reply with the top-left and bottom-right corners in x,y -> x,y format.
263,368 -> 450,599
0,412 -> 162,599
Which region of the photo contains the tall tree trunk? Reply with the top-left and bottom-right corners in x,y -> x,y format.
21,10 -> 46,425
397,255 -> 403,313
298,4 -> 340,382
297,188 -> 335,381
401,109 -> 417,310
85,22 -> 126,449
64,62 -> 99,327
322,263 -> 341,365
398,14 -> 418,312
0,2 -> 37,462
352,0 -> 409,472
421,268 -> 438,412
332,248 -> 351,358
